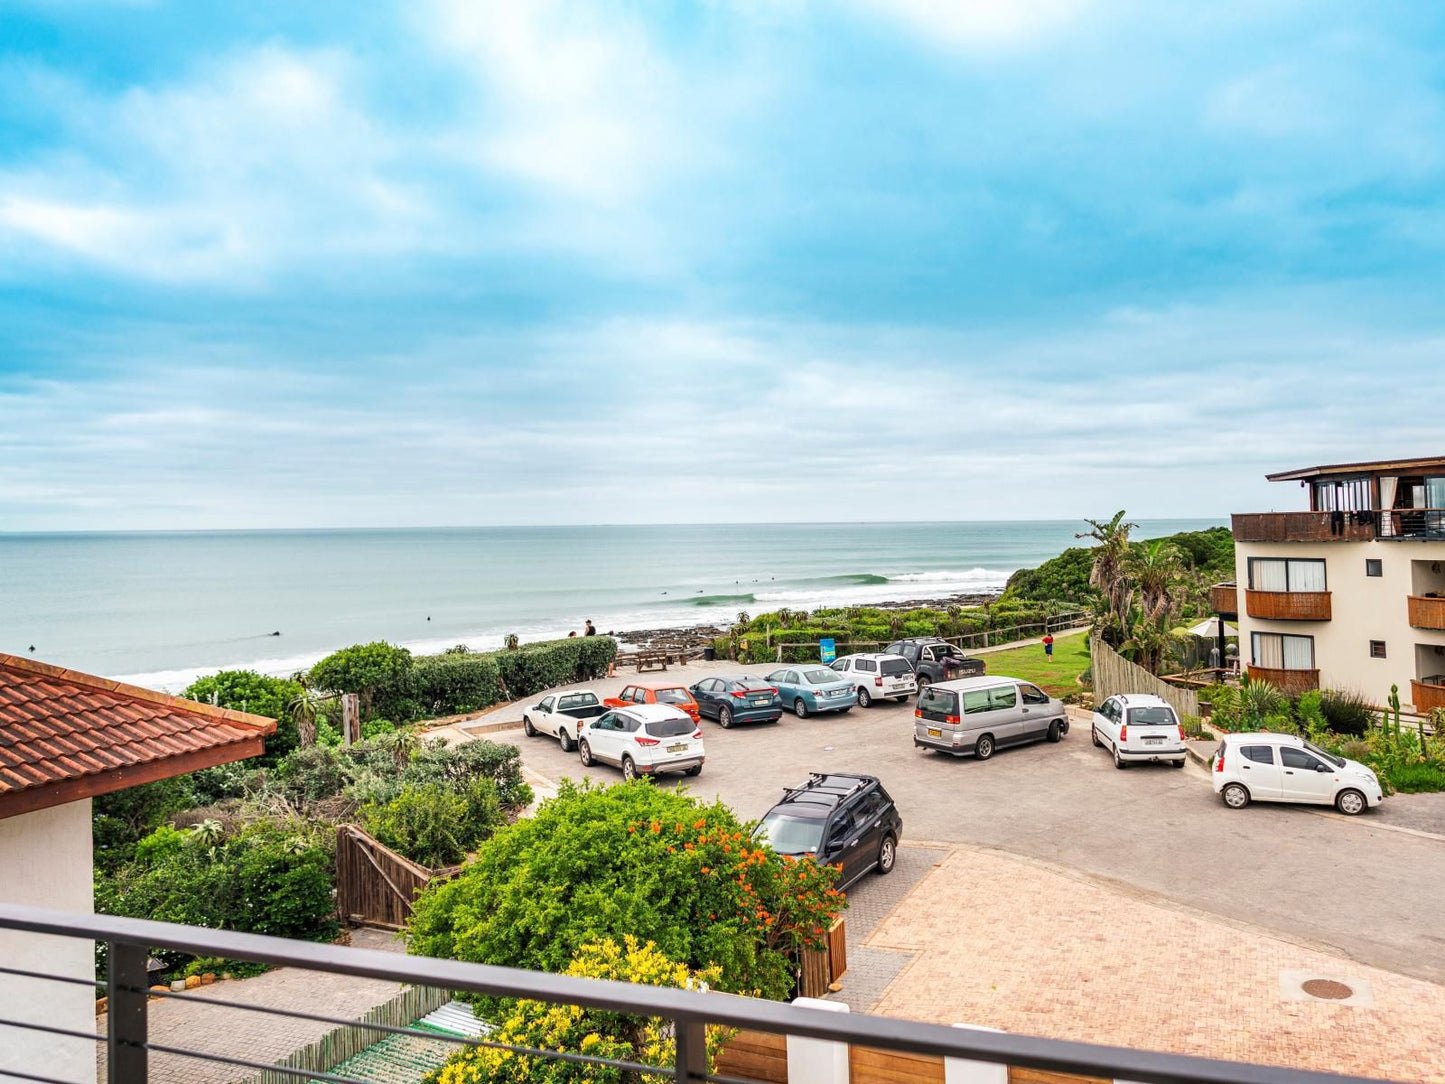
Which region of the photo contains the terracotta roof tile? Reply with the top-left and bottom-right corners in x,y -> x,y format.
0,653 -> 277,816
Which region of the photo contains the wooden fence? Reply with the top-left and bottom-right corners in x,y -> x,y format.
335,825 -> 460,930
714,1029 -> 1108,1084
1089,637 -> 1200,719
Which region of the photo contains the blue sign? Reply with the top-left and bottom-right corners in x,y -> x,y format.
819,638 -> 836,663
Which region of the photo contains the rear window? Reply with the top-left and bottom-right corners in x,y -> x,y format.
558,693 -> 598,709
917,688 -> 958,716
654,688 -> 692,706
1127,706 -> 1178,727
881,659 -> 911,676
736,678 -> 773,691
645,717 -> 695,738
802,669 -> 837,684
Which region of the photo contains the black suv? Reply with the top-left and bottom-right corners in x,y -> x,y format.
885,637 -> 985,689
754,773 -> 902,890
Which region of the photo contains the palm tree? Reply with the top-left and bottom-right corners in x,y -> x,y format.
287,680 -> 325,749
1077,511 -> 1138,648
376,726 -> 420,769
1130,538 -> 1184,624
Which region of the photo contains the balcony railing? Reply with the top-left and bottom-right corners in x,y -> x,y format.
1247,665 -> 1320,694
1245,590 -> 1332,622
1208,582 -> 1238,615
1380,510 -> 1445,541
1411,679 -> 1445,714
1232,512 -> 1375,543
1407,596 -> 1445,631
0,903 -> 1393,1084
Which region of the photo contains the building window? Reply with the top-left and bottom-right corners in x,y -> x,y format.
1312,478 -> 1372,512
1248,557 -> 1327,592
1366,559 -> 1383,577
1370,640 -> 1387,659
1251,632 -> 1315,670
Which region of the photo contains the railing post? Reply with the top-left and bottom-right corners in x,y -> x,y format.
674,1016 -> 707,1084
107,940 -> 149,1083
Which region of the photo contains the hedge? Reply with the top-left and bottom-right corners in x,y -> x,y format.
314,636 -> 618,724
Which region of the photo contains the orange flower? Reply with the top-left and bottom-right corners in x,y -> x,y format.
693,819 -> 705,829
684,843 -> 694,851
667,846 -> 676,853
722,844 -> 730,853
700,866 -> 711,875
650,822 -> 662,833
627,825 -> 636,833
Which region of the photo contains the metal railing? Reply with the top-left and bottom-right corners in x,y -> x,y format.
0,903 -> 1395,1084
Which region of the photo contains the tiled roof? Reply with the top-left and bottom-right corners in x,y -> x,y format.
0,653 -> 276,819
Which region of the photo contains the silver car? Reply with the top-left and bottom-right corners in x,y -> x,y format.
913,676 -> 1069,760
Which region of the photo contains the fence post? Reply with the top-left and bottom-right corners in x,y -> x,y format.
674,1017 -> 708,1084
944,1023 -> 1006,1084
788,997 -> 849,1083
108,940 -> 149,1084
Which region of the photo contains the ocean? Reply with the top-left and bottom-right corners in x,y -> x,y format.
0,520 -> 1219,691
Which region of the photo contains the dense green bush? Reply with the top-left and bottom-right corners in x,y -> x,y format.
183,670 -> 303,760
362,781 -> 501,868
407,780 -> 843,1005
92,776 -> 197,870
310,641 -> 415,718
1320,689 -> 1375,737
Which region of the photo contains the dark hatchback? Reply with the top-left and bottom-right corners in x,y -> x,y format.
754,773 -> 902,890
689,675 -> 783,728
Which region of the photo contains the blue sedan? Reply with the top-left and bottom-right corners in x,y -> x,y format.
764,666 -> 858,718
689,676 -> 783,728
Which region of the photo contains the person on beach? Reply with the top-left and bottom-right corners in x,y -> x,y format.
568,630 -> 577,638
1042,632 -> 1054,662
585,620 -> 596,637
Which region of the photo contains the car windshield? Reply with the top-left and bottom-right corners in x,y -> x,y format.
736,678 -> 773,691
1127,706 -> 1177,727
802,670 -> 838,684
880,659 -> 911,676
1304,739 -> 1345,768
645,718 -> 695,738
654,688 -> 691,706
756,812 -> 825,855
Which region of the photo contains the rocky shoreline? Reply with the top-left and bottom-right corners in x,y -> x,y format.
610,590 -> 1002,653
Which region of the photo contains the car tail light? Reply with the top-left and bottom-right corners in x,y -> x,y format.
692,729 -> 702,739
874,677 -> 883,687
1119,724 -> 1128,742
945,715 -> 960,724
1178,724 -> 1186,741
914,708 -> 923,718
1215,750 -> 1225,772
730,690 -> 747,698
635,736 -> 659,747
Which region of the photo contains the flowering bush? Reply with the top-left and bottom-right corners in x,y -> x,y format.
407,780 -> 843,1003
425,937 -> 731,1084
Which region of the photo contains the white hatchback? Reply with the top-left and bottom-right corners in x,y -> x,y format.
1212,733 -> 1383,816
1091,693 -> 1188,769
829,653 -> 917,707
577,704 -> 705,782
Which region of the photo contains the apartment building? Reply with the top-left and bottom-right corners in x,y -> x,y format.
1212,456 -> 1445,712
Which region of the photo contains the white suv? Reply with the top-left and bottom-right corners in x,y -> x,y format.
1212,733 -> 1382,816
577,704 -> 705,781
829,653 -> 917,707
1091,694 -> 1188,769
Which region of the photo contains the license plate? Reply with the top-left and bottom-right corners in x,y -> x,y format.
752,698 -> 770,706
668,743 -> 689,753
927,727 -> 942,738
1143,737 -> 1164,746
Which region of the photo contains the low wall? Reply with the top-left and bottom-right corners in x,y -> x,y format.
1090,637 -> 1200,719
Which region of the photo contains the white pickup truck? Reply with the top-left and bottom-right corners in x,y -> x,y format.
521,690 -> 609,751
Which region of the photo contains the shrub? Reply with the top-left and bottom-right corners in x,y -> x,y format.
1320,689 -> 1375,737
183,670 -> 303,760
406,780 -> 843,1005
310,641 -> 415,719
1385,762 -> 1445,793
361,780 -> 502,869
426,937 -> 731,1084
92,776 -> 197,870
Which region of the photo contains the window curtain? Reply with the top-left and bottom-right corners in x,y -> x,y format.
1251,559 -> 1288,591
1252,632 -> 1283,668
1288,560 -> 1327,592
1427,476 -> 1445,510
1282,635 -> 1315,670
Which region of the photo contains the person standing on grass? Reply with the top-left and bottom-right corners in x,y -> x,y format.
1042,632 -> 1054,662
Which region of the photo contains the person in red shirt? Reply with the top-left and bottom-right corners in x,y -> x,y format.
1042,632 -> 1055,662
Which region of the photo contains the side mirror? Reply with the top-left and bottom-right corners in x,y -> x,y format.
1316,764 -> 1331,773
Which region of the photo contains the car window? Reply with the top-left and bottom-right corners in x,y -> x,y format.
831,659 -> 849,672
857,792 -> 886,820
962,689 -> 993,714
765,670 -> 785,683
857,659 -> 876,673
885,642 -> 903,656
593,712 -> 615,730
619,715 -> 641,733
1127,706 -> 1177,726
738,677 -> 773,691
1241,745 -> 1275,764
802,669 -> 837,684
989,685 -> 1017,709
1280,747 -> 1323,770
1019,683 -> 1049,705
559,693 -> 596,709
881,658 -> 911,676
655,688 -> 692,706
539,695 -> 555,711
757,812 -> 825,855
645,717 -> 694,738
918,687 -> 959,716
921,647 -> 936,662
786,671 -> 801,685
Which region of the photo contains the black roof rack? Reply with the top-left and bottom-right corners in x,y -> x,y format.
779,772 -> 874,807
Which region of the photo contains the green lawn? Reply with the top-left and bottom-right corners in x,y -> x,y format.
971,633 -> 1090,698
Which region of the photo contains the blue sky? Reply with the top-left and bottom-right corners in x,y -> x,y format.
2,1 -> 1443,529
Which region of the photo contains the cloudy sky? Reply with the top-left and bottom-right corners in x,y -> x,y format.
2,1 -> 1443,530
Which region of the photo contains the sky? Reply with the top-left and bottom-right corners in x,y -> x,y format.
2,0 -> 1443,530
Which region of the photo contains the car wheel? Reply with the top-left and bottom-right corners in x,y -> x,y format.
975,734 -> 995,761
1114,744 -> 1127,770
1336,788 -> 1367,816
1171,758 -> 1185,769
685,765 -> 702,777
1047,720 -> 1062,743
559,728 -> 574,753
1221,782 -> 1250,809
877,834 -> 897,875
578,739 -> 594,767
621,756 -> 638,781
916,675 -> 931,692
719,707 -> 733,729
522,716 -> 536,737
857,687 -> 872,708
794,698 -> 808,719
1091,726 -> 1102,748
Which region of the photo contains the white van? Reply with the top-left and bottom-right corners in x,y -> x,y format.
913,676 -> 1069,760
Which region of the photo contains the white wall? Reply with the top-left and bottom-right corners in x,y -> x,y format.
1235,539 -> 1445,706
0,800 -> 96,1084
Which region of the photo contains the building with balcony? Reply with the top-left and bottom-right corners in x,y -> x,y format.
1217,456 -> 1445,708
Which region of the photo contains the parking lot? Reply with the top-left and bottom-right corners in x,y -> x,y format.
448,660 -> 1445,986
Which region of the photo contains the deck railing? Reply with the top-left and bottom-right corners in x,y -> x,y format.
1244,590 -> 1332,622
1232,509 -> 1445,543
1246,665 -> 1321,694
0,904 -> 1394,1084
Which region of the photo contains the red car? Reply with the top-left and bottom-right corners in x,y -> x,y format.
604,681 -> 701,723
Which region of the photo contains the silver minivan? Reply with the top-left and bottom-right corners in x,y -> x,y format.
913,676 -> 1069,760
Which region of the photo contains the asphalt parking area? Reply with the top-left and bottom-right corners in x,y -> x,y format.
503,685 -> 1445,986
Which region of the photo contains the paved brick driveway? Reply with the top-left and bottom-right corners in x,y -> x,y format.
496,663 -> 1445,986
